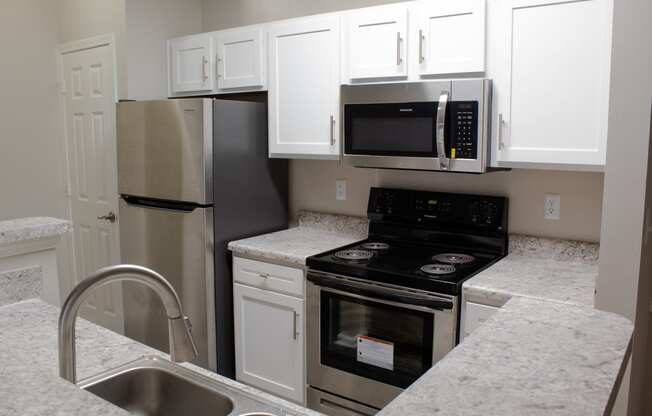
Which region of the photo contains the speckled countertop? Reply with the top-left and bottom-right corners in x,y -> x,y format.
228,211 -> 368,266
378,296 -> 632,416
0,299 -> 320,416
463,235 -> 599,307
0,217 -> 71,246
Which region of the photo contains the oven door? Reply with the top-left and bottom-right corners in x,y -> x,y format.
307,272 -> 457,410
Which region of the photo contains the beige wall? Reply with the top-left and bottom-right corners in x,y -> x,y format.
595,0 -> 652,413
291,161 -> 604,242
202,0 -> 404,31
126,0 -> 203,100
0,0 -> 66,220
58,0 -> 127,98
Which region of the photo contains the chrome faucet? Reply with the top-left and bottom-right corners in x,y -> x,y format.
58,264 -> 198,383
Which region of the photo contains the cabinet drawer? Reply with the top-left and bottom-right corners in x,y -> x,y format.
463,301 -> 499,339
233,256 -> 304,297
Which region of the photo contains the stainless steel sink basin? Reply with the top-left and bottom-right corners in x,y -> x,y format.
78,356 -> 289,416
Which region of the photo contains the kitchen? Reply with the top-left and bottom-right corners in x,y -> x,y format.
0,0 -> 650,415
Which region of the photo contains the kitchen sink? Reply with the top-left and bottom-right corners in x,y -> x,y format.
78,356 -> 288,416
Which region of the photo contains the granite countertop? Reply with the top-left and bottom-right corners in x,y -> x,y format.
0,299 -> 320,416
228,211 -> 368,266
0,217 -> 71,246
378,296 -> 632,416
463,235 -> 599,307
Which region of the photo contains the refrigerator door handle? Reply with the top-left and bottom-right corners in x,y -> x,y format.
122,195 -> 202,213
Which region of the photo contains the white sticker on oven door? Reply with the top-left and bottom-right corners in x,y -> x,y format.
356,335 -> 394,370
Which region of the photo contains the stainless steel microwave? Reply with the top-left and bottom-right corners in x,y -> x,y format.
342,79 -> 492,173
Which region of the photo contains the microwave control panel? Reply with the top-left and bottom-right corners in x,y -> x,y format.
449,101 -> 479,160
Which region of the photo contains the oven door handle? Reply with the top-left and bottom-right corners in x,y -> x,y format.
307,273 -> 453,311
436,90 -> 450,171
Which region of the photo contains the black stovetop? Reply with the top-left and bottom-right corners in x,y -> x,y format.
306,187 -> 509,296
306,238 -> 502,295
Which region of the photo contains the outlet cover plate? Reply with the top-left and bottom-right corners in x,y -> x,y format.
544,194 -> 561,220
336,179 -> 347,201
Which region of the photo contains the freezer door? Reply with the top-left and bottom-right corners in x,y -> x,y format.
117,99 -> 213,204
119,198 -> 216,370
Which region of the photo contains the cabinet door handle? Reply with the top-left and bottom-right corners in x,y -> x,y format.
330,115 -> 335,146
498,113 -> 506,150
216,55 -> 221,79
292,311 -> 299,340
419,29 -> 425,64
396,32 -> 403,66
202,56 -> 208,81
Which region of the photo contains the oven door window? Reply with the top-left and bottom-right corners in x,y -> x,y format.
320,290 -> 434,388
344,102 -> 439,157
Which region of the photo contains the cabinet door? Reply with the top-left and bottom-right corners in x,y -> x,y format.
169,35 -> 214,93
268,15 -> 341,159
489,0 -> 612,169
346,4 -> 408,80
462,301 -> 499,339
234,283 -> 305,404
417,0 -> 486,76
216,26 -> 266,91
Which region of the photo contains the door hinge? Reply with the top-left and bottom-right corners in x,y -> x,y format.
59,82 -> 67,96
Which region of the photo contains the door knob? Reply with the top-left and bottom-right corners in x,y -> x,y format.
97,211 -> 117,223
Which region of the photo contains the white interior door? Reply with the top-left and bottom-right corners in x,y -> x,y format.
61,36 -> 124,333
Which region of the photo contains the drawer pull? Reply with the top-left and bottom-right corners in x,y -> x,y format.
258,273 -> 270,279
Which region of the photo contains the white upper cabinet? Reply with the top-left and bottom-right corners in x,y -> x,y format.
417,0 -> 486,76
488,0 -> 613,170
268,14 -> 341,159
169,34 -> 214,94
345,4 -> 409,80
215,25 -> 266,91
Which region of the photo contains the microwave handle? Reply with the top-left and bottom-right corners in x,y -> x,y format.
436,91 -> 450,170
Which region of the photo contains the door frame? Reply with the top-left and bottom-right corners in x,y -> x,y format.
56,33 -> 119,301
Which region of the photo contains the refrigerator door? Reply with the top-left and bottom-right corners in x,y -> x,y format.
117,99 -> 213,204
119,197 -> 216,370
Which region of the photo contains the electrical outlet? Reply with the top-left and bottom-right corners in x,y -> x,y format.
544,194 -> 561,220
336,179 -> 347,201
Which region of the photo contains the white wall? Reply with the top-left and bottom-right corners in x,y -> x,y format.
595,0 -> 652,413
202,0 -> 405,30
0,1 -> 65,220
126,0 -> 203,100
291,161 -> 604,241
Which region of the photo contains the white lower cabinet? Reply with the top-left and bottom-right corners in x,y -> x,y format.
233,258 -> 305,404
461,301 -> 499,340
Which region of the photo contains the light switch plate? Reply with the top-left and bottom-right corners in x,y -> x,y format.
544,194 -> 561,220
336,179 -> 347,201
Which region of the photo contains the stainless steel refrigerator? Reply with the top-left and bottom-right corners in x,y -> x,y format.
116,98 -> 288,376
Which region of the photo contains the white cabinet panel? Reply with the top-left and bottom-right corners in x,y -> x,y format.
233,257 -> 304,297
489,0 -> 612,169
216,26 -> 266,91
417,0 -> 486,76
234,283 -> 305,404
462,301 -> 499,339
268,15 -> 341,159
346,4 -> 408,80
169,34 -> 214,93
